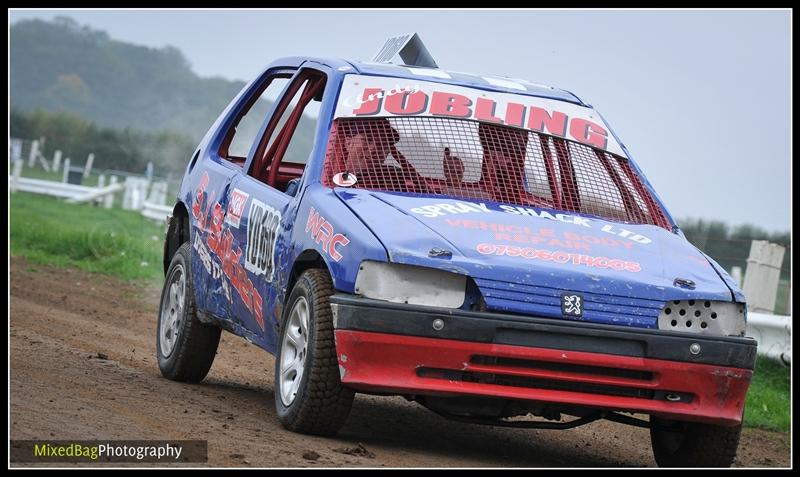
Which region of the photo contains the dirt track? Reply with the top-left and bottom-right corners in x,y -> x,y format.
9,257 -> 790,467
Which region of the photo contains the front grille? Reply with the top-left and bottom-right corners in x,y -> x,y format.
417,367 -> 692,403
470,355 -> 653,381
473,278 -> 663,327
417,367 -> 656,399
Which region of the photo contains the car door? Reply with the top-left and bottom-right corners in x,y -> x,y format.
189,67 -> 295,334
222,67 -> 327,351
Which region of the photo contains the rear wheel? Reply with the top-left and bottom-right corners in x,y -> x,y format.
274,268 -> 354,436
157,242 -> 221,382
650,416 -> 742,467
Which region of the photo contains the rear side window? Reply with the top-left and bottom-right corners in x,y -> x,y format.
219,75 -> 292,164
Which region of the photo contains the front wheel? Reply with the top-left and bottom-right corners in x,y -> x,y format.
274,268 -> 354,436
157,242 -> 221,382
650,416 -> 742,467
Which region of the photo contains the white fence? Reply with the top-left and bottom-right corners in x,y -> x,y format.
9,172 -> 172,221
141,201 -> 173,222
747,312 -> 792,365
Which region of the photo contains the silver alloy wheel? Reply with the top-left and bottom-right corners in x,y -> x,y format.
159,264 -> 186,358
279,296 -> 309,406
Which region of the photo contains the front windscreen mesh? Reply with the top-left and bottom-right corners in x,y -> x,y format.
322,117 -> 670,230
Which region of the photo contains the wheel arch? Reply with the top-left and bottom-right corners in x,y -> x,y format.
285,249 -> 331,302
163,202 -> 191,274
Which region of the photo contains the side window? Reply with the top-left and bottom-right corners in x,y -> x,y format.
250,70 -> 326,192
219,74 -> 292,165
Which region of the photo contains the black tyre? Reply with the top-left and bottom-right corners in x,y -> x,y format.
157,242 -> 221,382
650,416 -> 742,467
274,268 -> 354,436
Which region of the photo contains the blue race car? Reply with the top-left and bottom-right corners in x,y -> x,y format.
157,41 -> 756,467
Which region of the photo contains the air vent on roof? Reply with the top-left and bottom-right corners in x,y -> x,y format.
372,33 -> 438,68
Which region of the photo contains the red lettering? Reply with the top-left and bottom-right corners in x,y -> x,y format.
206,203 -> 225,254
505,102 -> 526,128
191,172 -> 210,220
475,98 -> 503,124
305,208 -> 323,237
552,251 -> 570,263
528,107 -> 568,137
476,243 -> 495,254
329,234 -> 350,262
569,118 -> 608,150
608,259 -> 625,271
352,88 -> 383,115
316,222 -> 333,250
626,262 -> 642,273
384,91 -> 428,115
252,287 -> 264,330
430,92 -> 472,118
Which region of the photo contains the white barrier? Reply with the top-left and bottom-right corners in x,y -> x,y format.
746,312 -> 791,365
10,176 -> 96,198
141,201 -> 172,222
66,182 -> 124,205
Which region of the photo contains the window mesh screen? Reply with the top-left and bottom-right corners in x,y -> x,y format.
323,117 -> 670,230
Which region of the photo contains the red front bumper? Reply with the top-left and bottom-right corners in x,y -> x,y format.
335,330 -> 752,426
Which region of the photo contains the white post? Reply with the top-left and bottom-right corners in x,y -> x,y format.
157,181 -> 168,205
147,180 -> 167,205
138,179 -> 149,210
28,140 -> 39,168
84,153 -> 95,178
10,138 -> 23,162
52,150 -> 62,172
122,177 -> 133,210
742,240 -> 786,314
10,160 -> 23,193
97,174 -> 106,188
62,158 -> 71,183
131,179 -> 142,210
105,176 -> 118,209
38,155 -> 51,172
730,266 -> 743,287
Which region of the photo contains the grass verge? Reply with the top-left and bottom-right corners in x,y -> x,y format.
10,191 -> 164,282
744,356 -> 791,432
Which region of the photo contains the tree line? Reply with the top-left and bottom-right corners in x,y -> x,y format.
11,108 -> 196,176
679,217 -> 790,280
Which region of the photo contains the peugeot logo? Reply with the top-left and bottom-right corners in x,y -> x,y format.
561,293 -> 584,317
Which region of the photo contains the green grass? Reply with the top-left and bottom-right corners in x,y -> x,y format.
10,192 -> 164,282
744,356 -> 791,432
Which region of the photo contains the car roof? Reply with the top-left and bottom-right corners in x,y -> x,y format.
269,56 -> 587,106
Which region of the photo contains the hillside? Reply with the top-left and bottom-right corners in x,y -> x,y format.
10,16 -> 315,162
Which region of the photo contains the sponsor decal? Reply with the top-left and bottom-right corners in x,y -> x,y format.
193,234 -> 232,302
409,201 -> 493,218
444,220 -> 645,251
409,201 -> 651,245
561,293 -> 584,317
305,207 -> 350,262
244,199 -> 281,281
225,189 -> 250,228
191,173 -> 265,330
476,243 -> 642,273
335,75 -> 625,156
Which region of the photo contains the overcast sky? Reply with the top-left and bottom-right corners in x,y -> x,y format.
9,9 -> 792,232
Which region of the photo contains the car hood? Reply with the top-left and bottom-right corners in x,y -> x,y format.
335,189 -> 737,328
